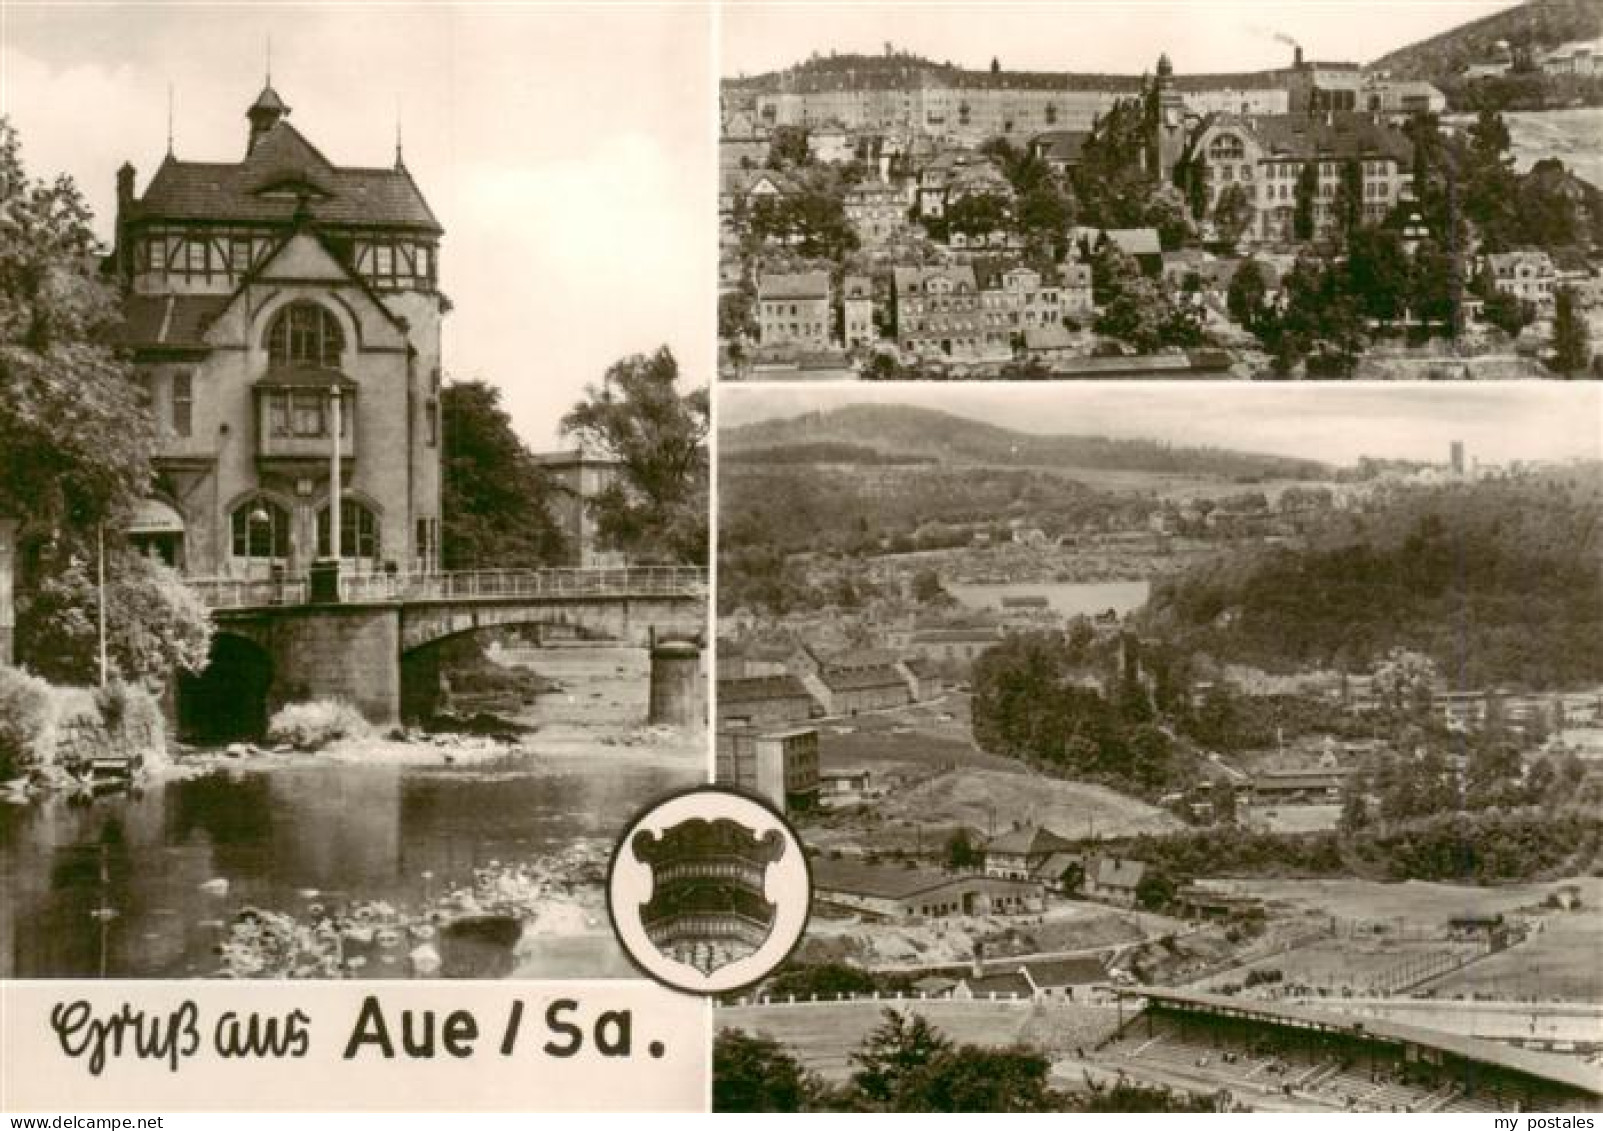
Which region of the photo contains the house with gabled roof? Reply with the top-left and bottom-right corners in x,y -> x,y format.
984,824 -> 1075,881
108,81 -> 445,578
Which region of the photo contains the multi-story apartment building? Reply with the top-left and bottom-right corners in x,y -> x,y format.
1485,251 -> 1559,312
974,264 -> 1063,354
756,271 -> 832,348
728,47 -> 1359,147
843,181 -> 908,246
108,83 -> 445,578
1184,112 -> 1414,244
842,275 -> 876,348
892,265 -> 989,359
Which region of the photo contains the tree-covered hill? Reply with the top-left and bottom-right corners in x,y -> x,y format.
724,404 -> 1330,481
1142,473 -> 1603,690
1367,0 -> 1603,80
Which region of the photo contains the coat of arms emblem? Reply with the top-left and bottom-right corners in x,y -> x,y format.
631,817 -> 788,976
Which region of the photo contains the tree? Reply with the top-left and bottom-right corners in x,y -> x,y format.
1346,228 -> 1412,324
1293,163 -> 1319,242
714,1028 -> 818,1112
1551,286 -> 1590,376
17,545 -> 211,686
945,828 -> 983,870
561,347 -> 709,565
896,1046 -> 1061,1112
910,568 -> 950,605
440,381 -> 566,569
944,191 -> 1011,239
1331,159 -> 1364,243
1,118 -> 211,686
768,126 -> 811,169
1212,182 -> 1255,249
1093,245 -> 1167,352
1338,778 -> 1370,835
1135,868 -> 1176,910
849,1009 -> 953,1107
1226,259 -> 1270,332
0,119 -> 152,539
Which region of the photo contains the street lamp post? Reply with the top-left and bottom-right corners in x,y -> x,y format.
310,386 -> 344,604
329,386 -> 342,570
96,521 -> 108,688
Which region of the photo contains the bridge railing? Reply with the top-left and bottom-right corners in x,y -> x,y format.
188,566 -> 707,610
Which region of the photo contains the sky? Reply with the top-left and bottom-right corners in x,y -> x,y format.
1,2 -> 715,449
722,0 -> 1522,78
718,384 -> 1603,469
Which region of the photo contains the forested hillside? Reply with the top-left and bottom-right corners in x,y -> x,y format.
1143,474 -> 1603,689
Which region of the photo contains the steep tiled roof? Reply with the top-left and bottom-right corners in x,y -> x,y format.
892,264 -> 979,295
1245,112 -> 1413,165
987,825 -> 1073,857
759,271 -> 830,300
1105,228 -> 1162,257
132,121 -> 441,233
107,293 -> 231,349
1092,856 -> 1147,891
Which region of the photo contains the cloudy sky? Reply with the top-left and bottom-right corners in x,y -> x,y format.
719,384 -> 1603,468
723,0 -> 1520,78
1,2 -> 714,449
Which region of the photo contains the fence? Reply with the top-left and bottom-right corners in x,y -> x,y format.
189,566 -> 707,610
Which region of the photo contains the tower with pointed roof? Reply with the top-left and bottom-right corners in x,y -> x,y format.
109,82 -> 446,580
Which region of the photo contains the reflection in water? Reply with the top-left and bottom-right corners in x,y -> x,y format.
0,755 -> 686,978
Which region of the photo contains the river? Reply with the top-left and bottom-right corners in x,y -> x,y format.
944,578 -> 1152,619
0,645 -> 704,979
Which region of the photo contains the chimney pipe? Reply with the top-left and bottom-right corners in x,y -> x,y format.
1295,46 -> 1304,69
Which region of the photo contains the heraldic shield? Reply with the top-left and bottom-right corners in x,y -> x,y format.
631,817 -> 788,976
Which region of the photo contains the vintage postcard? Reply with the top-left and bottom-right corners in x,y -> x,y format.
2,0 -> 1602,1120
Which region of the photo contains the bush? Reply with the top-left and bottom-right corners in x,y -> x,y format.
94,679 -> 166,763
267,699 -> 370,751
0,666 -> 57,778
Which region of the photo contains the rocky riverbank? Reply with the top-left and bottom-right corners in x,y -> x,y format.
213,841 -> 612,979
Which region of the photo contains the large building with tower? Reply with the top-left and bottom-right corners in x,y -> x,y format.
108,81 -> 446,581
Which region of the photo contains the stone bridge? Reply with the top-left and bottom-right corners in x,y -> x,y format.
180,567 -> 706,734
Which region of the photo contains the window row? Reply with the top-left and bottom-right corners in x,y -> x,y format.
229,498 -> 381,560
137,234 -> 436,286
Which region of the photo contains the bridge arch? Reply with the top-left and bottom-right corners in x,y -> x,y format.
177,631 -> 275,742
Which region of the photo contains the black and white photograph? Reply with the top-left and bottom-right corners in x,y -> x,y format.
717,2 -> 1603,380
712,382 -> 1603,1112
5,0 -> 1603,1120
0,4 -> 712,982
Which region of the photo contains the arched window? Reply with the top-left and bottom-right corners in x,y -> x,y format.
266,302 -> 344,369
1209,134 -> 1245,161
231,497 -> 290,559
317,499 -> 381,560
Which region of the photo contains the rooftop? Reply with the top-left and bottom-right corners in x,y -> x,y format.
759,270 -> 831,299
132,117 -> 441,233
717,674 -> 814,705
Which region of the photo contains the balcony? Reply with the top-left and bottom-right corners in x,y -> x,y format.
254,368 -> 357,471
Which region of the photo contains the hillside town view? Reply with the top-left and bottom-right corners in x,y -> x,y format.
712,386 -> 1603,1112
718,1 -> 1603,379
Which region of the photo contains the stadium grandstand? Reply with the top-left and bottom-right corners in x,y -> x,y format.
1102,988 -> 1603,1113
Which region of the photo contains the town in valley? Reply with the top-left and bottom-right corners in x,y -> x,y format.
718,1 -> 1603,379
712,386 -> 1603,1113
